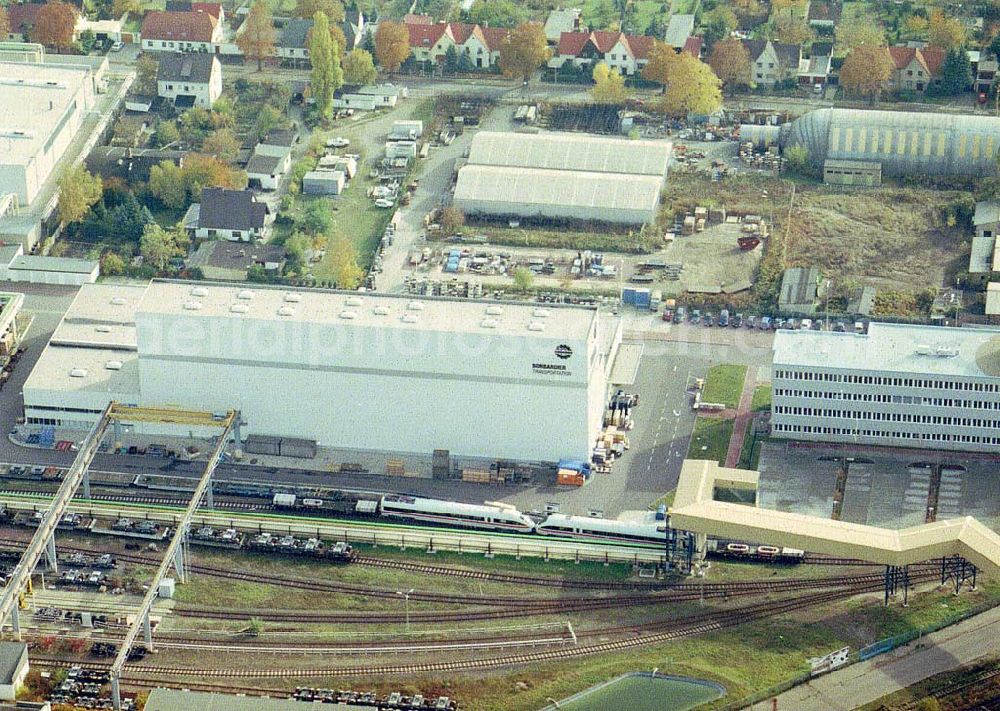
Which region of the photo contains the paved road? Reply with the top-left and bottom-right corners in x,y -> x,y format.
764,604 -> 1000,710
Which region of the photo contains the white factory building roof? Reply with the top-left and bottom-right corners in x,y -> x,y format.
137,280 -> 596,339
454,165 -> 663,221
0,62 -> 91,168
773,322 -> 1000,379
466,131 -> 671,177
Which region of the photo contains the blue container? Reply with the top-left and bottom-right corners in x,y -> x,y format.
622,288 -> 637,305
634,288 -> 651,308
558,458 -> 591,474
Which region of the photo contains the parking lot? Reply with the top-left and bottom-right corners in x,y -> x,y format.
758,440 -> 1000,531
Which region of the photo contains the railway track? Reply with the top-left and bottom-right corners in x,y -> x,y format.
34,577 -> 930,684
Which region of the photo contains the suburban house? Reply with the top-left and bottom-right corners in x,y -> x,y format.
549,30 -> 654,76
333,83 -> 403,110
664,14 -> 694,50
971,200 -> 1000,274
405,18 -> 509,69
798,41 -> 833,87
156,53 -> 222,108
342,9 -> 365,50
140,8 -> 224,53
245,130 -> 294,190
544,8 -> 582,42
743,39 -> 801,87
276,18 -> 312,65
74,17 -> 123,44
165,1 -> 225,23
189,238 -> 286,280
887,46 -> 944,93
4,4 -> 43,42
86,147 -> 187,182
185,188 -> 271,241
806,0 -> 842,30
976,52 -> 997,94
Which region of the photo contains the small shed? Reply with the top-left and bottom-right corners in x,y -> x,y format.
302,169 -> 346,195
987,282 -> 1000,316
0,249 -> 99,286
388,120 -> 423,141
386,141 -> 417,159
972,200 -> 1000,274
245,151 -> 286,191
823,159 -> 882,187
778,266 -> 822,314
847,286 -> 876,316
0,642 -> 28,701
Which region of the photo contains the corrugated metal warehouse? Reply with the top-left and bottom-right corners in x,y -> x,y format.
741,108 -> 1000,178
453,131 -> 671,225
23,281 -> 624,462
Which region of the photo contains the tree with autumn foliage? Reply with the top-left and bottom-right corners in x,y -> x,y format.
835,17 -> 884,50
295,0 -> 343,22
927,9 -> 965,50
709,38 -> 751,90
641,40 -> 678,93
840,43 -> 893,103
770,15 -> 813,44
591,62 -> 627,103
498,22 -> 549,82
0,7 -> 10,41
342,48 -> 377,84
374,20 -> 410,73
58,166 -> 102,225
33,1 -> 77,51
656,53 -> 722,117
237,1 -> 276,71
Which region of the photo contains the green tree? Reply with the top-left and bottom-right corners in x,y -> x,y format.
444,45 -> 459,73
203,128 -> 241,163
499,22 -> 549,82
237,1 -> 276,71
284,231 -> 313,272
934,47 -> 971,95
342,48 -> 377,84
135,54 -> 159,96
148,161 -> 187,209
300,200 -> 333,234
140,223 -> 181,270
701,6 -> 736,50
784,144 -> 810,174
310,11 -> 338,120
295,0 -> 344,22
927,9 -> 964,50
656,53 -> 722,117
78,29 -> 96,53
58,166 -> 102,225
512,267 -> 533,291
152,120 -> 180,148
468,0 -> 523,27
112,0 -> 142,16
329,236 -> 363,288
591,62 -> 627,103
101,252 -> 126,276
0,7 -> 9,41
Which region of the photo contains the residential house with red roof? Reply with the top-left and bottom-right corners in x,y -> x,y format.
886,46 -> 944,94
140,8 -> 224,53
550,30 -> 690,76
404,16 -> 509,69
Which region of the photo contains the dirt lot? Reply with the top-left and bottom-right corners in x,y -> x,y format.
785,186 -> 969,294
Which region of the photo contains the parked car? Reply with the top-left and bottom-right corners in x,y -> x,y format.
800,318 -> 813,330
374,198 -> 394,208
690,309 -> 701,325
719,309 -> 730,327
662,308 -> 673,322
326,137 -> 350,148
760,316 -> 772,330
674,306 -> 687,323
704,313 -> 715,327
732,312 -> 743,328
834,321 -> 847,332
110,41 -> 124,52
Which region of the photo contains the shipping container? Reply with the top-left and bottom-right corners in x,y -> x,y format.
462,468 -> 492,483
386,458 -> 406,476
622,287 -> 637,304
556,469 -> 585,487
273,493 -> 297,508
355,499 -> 379,515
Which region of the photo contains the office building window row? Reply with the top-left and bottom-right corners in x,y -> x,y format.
773,389 -> 1000,410
774,369 -> 1000,393
773,405 -> 1000,428
771,423 -> 1000,445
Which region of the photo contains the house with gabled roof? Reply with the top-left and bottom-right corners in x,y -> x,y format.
549,30 -> 655,76
156,53 -> 222,107
404,17 -> 509,68
185,188 -> 271,241
140,8 -> 223,53
743,39 -> 801,88
887,45 -> 945,94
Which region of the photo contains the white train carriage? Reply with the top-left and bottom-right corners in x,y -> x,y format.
379,495 -> 536,533
535,514 -> 666,546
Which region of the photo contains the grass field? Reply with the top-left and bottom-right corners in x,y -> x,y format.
750,385 -> 771,412
702,364 -> 747,409
470,225 -> 658,254
687,416 -> 734,465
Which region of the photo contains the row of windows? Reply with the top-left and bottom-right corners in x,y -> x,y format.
775,370 -> 1000,393
773,389 -> 1000,410
774,406 -> 1000,428
772,423 -> 1000,445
